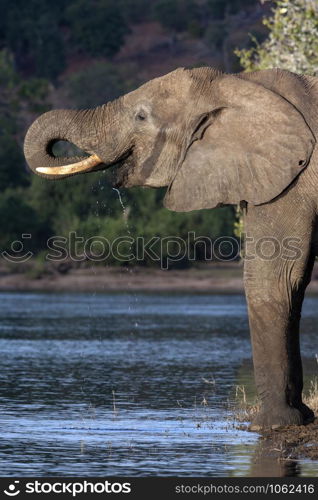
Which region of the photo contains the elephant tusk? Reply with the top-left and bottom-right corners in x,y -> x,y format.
36,154 -> 102,176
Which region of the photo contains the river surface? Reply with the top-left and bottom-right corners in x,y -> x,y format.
0,291 -> 317,476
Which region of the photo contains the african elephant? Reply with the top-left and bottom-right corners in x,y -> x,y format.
24,67 -> 318,429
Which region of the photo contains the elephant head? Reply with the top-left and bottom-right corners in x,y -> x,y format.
24,67 -> 316,211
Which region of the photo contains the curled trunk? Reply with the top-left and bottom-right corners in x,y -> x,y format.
24,108 -> 102,180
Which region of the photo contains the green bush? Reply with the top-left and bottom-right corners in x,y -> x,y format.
0,135 -> 29,191
5,1 -> 65,79
236,0 -> 318,75
0,190 -> 43,252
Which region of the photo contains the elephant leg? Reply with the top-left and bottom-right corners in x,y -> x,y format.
246,280 -> 306,428
286,254 -> 315,423
243,202 -> 316,429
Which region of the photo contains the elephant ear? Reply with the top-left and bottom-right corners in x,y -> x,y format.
164,74 -> 315,211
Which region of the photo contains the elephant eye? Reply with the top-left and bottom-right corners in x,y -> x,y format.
135,110 -> 147,121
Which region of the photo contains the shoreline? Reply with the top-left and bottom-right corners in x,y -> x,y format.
1,262 -> 318,294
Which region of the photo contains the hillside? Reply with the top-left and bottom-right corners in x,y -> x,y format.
0,0 -> 271,270
54,4 -> 270,108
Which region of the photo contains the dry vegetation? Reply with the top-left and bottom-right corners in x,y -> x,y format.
235,378 -> 318,424
234,378 -> 318,461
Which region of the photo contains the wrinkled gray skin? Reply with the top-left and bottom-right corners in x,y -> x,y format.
24,67 -> 318,429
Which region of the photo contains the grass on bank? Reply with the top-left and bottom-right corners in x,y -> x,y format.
235,378 -> 318,423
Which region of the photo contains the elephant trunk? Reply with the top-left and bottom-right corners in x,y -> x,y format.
24,102 -> 125,179
24,108 -> 103,179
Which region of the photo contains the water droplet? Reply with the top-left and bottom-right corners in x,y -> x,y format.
112,188 -> 131,235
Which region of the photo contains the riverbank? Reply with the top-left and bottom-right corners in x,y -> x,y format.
1,261 -> 318,293
0,261 -> 244,293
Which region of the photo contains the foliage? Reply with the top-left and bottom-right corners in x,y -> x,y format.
65,0 -> 129,58
207,0 -> 229,20
118,0 -> 153,23
0,49 -> 50,247
0,135 -> 28,191
207,0 -> 257,20
205,21 -> 228,49
234,0 -> 318,241
3,0 -> 65,79
64,62 -> 140,109
1,0 -> 267,266
0,190 -> 43,252
0,0 -> 129,79
27,171 -> 116,235
154,0 -> 200,33
154,0 -> 258,34
0,50 -> 49,124
0,0 -> 262,80
131,205 -> 236,267
236,0 -> 318,75
0,50 -> 49,193
26,174 -> 236,267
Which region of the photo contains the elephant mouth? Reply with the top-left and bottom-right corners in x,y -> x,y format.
35,147 -> 134,178
113,153 -> 136,188
34,141 -> 142,189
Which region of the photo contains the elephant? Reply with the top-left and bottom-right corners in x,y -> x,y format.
24,66 -> 318,430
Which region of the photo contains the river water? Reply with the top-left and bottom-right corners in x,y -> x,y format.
0,291 -> 317,476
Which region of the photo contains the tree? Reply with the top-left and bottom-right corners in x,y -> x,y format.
0,190 -> 43,252
234,0 -> 318,238
4,0 -> 65,79
64,62 -> 139,109
236,0 -> 318,75
0,50 -> 49,124
0,50 -> 49,191
66,0 -> 129,58
154,0 -> 200,33
118,0 -> 152,23
0,135 -> 28,191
